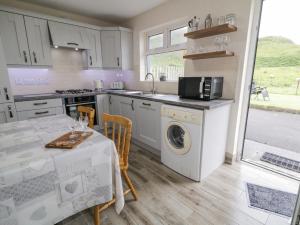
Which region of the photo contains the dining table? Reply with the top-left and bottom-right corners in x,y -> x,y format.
0,114 -> 124,225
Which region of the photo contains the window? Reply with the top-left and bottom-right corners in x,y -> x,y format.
148,33 -> 164,50
143,22 -> 187,81
170,27 -> 188,46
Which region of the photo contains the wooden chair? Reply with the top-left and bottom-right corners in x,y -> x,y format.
94,113 -> 138,225
77,106 -> 95,129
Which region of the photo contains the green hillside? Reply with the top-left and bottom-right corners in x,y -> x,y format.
255,36 -> 300,68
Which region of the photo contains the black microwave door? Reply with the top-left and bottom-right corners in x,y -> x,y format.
179,78 -> 202,99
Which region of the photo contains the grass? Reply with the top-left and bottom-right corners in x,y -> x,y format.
250,94 -> 300,113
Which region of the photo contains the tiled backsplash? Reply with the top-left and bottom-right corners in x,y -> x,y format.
8,48 -> 134,95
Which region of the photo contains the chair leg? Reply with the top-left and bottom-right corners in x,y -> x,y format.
94,205 -> 100,225
122,169 -> 138,201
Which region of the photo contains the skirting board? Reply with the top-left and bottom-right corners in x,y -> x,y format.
132,138 -> 161,157
225,152 -> 235,164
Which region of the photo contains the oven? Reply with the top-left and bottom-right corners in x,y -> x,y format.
63,95 -> 97,125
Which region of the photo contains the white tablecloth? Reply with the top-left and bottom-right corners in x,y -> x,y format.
0,115 -> 124,225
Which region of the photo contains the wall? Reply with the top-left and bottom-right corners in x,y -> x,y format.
8,49 -> 133,95
122,0 -> 253,159
0,0 -> 114,26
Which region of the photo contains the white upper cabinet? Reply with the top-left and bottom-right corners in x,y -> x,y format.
0,11 -> 31,65
101,30 -> 121,68
24,16 -> 52,66
121,30 -> 133,70
84,29 -> 102,68
48,21 -> 89,49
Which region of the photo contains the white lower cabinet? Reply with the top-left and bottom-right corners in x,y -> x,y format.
119,96 -> 137,139
15,98 -> 63,121
0,103 -> 17,124
108,95 -> 161,149
96,95 -> 109,129
135,99 -> 162,150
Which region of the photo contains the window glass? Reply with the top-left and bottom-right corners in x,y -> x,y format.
148,33 -> 164,50
170,27 -> 188,46
147,50 -> 185,81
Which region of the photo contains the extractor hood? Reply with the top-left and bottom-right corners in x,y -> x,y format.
48,21 -> 90,50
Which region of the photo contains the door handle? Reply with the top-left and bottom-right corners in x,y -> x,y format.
23,50 -> 28,63
109,96 -> 112,104
142,102 -> 151,106
67,42 -> 79,46
33,102 -> 47,106
131,100 -> 134,111
117,57 -> 120,67
7,105 -> 13,118
33,51 -> 37,63
35,111 -> 49,115
4,87 -> 10,101
90,56 -> 93,66
199,78 -> 204,95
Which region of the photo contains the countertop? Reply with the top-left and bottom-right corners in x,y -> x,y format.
14,90 -> 233,110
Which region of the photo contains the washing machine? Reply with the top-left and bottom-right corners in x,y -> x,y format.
161,104 -> 203,181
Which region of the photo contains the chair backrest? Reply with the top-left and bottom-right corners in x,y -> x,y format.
77,106 -> 95,128
102,113 -> 132,168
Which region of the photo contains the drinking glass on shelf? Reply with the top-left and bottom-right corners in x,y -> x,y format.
217,16 -> 225,25
214,37 -> 223,51
222,35 -> 230,50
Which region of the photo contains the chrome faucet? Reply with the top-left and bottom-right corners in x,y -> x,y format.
145,72 -> 155,95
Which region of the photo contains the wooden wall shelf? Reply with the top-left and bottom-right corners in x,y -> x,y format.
184,24 -> 237,39
183,50 -> 234,60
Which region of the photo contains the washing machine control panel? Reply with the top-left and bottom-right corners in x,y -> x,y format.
161,106 -> 203,124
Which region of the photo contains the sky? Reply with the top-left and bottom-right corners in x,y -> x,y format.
259,0 -> 300,44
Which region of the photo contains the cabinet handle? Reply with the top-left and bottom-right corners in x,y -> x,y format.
7,105 -> 13,118
33,102 -> 47,106
23,51 -> 28,63
67,42 -> 79,46
117,57 -> 120,67
131,100 -> 134,111
90,56 -> 93,66
109,96 -> 112,105
35,111 -> 49,115
4,87 -> 9,101
142,102 -> 151,106
33,51 -> 37,63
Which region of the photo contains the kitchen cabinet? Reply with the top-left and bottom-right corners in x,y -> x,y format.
100,30 -> 133,69
119,96 -> 137,138
15,98 -> 63,121
96,94 -> 109,129
0,11 -> 31,65
108,95 -> 121,115
24,16 -> 52,66
48,21 -> 89,49
135,99 -> 162,150
101,31 -> 121,68
0,103 -> 17,124
83,29 -> 102,68
0,35 -> 13,104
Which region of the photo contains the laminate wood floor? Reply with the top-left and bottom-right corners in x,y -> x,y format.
59,144 -> 299,225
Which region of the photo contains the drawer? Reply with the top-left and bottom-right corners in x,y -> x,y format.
15,98 -> 62,111
17,107 -> 64,121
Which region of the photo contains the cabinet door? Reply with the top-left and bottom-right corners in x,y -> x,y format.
0,11 -> 30,65
0,103 -> 17,124
121,30 -> 133,70
24,16 -> 52,66
119,97 -> 137,138
108,95 -> 121,115
96,94 -> 109,129
86,29 -> 102,68
0,36 -> 13,104
136,99 -> 162,150
101,31 -> 121,68
48,21 -> 89,49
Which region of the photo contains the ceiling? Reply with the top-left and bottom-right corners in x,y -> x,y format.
19,0 -> 168,23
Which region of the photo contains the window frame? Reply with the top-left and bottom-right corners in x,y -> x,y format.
144,21 -> 187,81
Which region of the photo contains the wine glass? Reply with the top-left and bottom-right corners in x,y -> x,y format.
222,35 -> 230,50
214,37 -> 222,51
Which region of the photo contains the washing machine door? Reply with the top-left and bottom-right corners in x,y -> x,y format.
165,121 -> 192,155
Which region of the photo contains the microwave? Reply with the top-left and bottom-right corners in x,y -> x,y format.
178,77 -> 223,101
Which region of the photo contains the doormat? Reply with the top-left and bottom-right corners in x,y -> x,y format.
260,152 -> 300,173
246,183 -> 297,217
